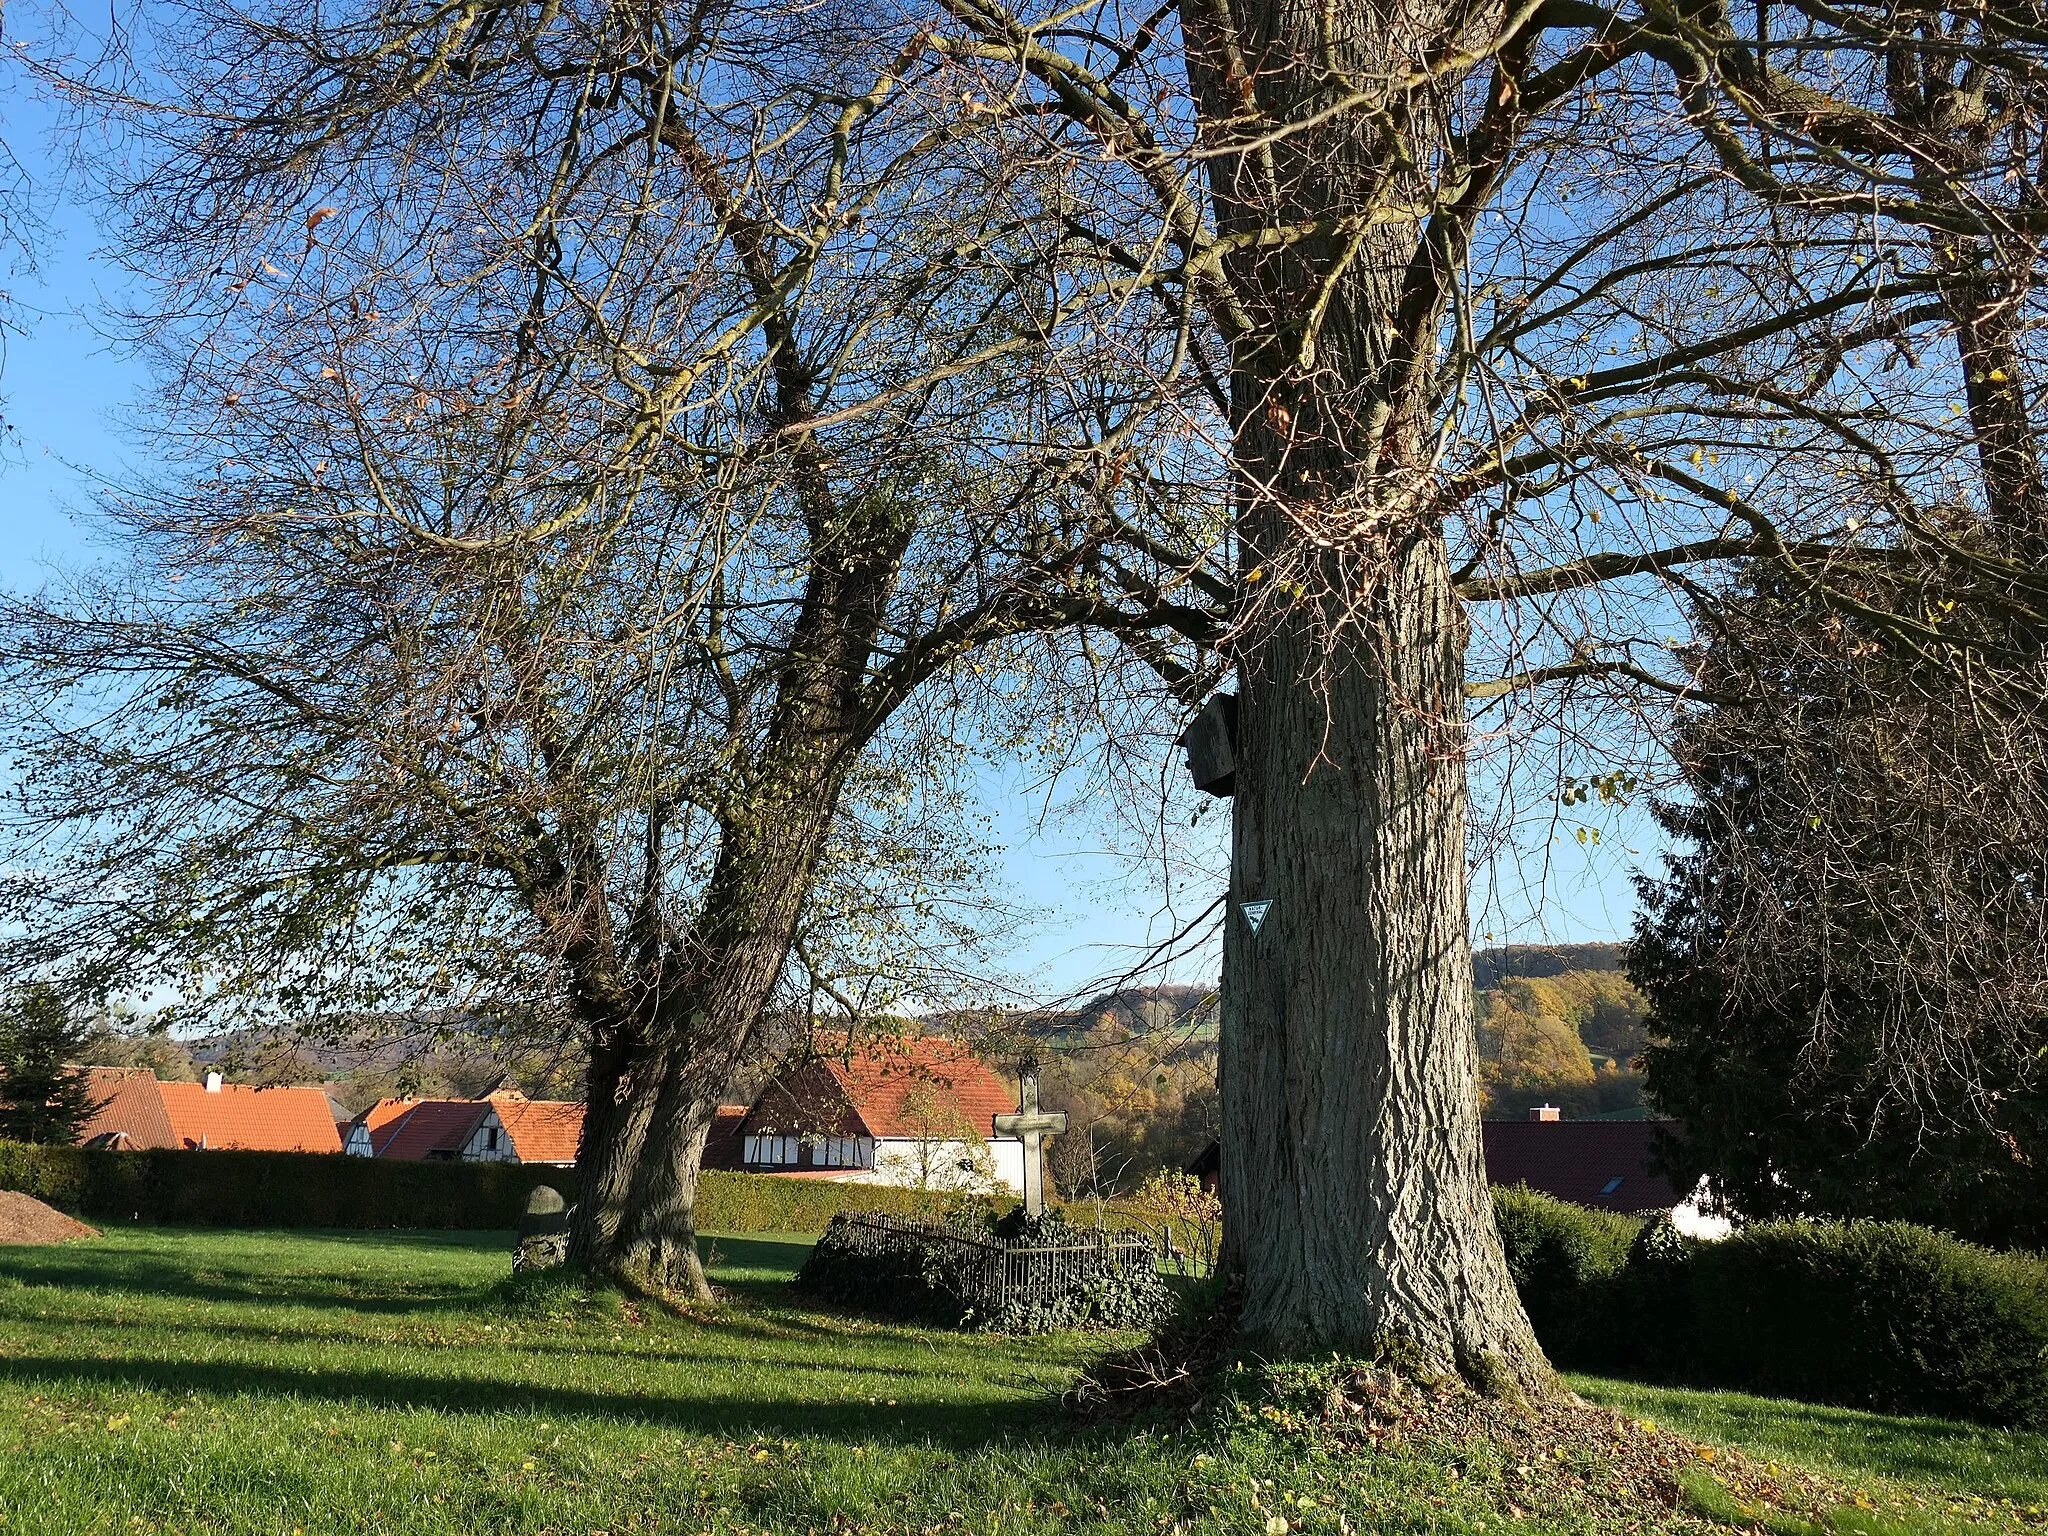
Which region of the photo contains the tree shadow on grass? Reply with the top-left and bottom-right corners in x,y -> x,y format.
700,1234 -> 813,1275
0,1230 -> 809,1315
0,1299 -> 1081,1391
0,1350 -> 1084,1452
0,1254 -> 489,1314
1615,1389 -> 2046,1494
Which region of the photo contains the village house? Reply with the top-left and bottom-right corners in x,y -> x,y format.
1481,1111 -> 1732,1238
342,1089 -> 583,1165
727,1037 -> 1026,1193
79,1067 -> 343,1154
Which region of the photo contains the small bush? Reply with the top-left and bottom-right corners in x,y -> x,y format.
1687,1221 -> 2048,1429
794,1215 -> 953,1324
1490,1184 -> 1640,1366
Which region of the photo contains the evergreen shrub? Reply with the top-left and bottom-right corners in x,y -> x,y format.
1686,1221 -> 2048,1429
1488,1189 -> 2048,1429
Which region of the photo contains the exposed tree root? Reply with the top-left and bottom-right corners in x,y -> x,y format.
1066,1280 -> 1243,1422
1070,1292 -> 1904,1534
1081,1310 -> 1925,1536
1255,1360 -> 1911,1531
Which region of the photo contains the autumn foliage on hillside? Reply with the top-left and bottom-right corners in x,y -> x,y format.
1472,948 -> 1650,1119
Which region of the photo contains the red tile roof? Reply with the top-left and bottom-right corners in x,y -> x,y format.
1481,1120 -> 1681,1213
371,1099 -> 490,1161
79,1069 -> 342,1153
349,1097 -> 419,1152
345,1092 -> 587,1163
809,1036 -> 1016,1140
79,1069 -> 174,1149
490,1096 -> 583,1164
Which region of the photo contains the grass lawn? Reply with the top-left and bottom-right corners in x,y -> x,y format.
1573,1379 -> 2048,1510
0,1226 -> 2040,1536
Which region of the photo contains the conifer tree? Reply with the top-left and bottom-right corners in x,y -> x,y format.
1633,551 -> 2048,1250
0,984 -> 98,1146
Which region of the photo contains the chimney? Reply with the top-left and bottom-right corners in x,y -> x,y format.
204,1071 -> 224,1093
1529,1104 -> 1560,1123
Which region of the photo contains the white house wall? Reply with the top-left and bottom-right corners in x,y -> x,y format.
852,1136 -> 1026,1194
461,1111 -> 517,1164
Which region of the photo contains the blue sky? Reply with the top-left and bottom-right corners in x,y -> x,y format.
0,91 -> 1650,1001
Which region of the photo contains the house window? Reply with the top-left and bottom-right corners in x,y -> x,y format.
821,1135 -> 864,1167
747,1134 -> 801,1166
1600,1176 -> 1625,1196
487,1127 -> 502,1152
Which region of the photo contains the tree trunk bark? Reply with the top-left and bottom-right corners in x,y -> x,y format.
594,479 -> 915,1296
613,781 -> 846,1299
616,1099 -> 717,1301
1182,0 -> 1551,1391
1944,263 -> 2048,559
566,1027 -> 668,1273
1220,531 -> 1548,1389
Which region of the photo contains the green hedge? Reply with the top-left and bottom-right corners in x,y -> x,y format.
1491,1183 -> 1640,1366
1486,1187 -> 2048,1429
0,1141 -> 997,1233
695,1171 -> 984,1232
0,1140 -> 572,1229
1687,1221 -> 2048,1429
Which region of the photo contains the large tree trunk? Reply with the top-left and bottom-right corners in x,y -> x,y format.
565,1028 -> 668,1273
616,818 -> 836,1301
594,504 -> 913,1296
565,789 -> 838,1297
1219,530 -> 1547,1388
1185,0 -> 1551,1389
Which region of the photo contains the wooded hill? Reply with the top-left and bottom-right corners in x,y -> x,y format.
1472,944 -> 1651,1119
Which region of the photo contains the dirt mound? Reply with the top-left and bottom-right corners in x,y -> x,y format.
0,1190 -> 99,1245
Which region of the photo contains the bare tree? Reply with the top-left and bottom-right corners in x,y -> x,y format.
910,0 -> 2048,1387
6,0 -> 1226,1298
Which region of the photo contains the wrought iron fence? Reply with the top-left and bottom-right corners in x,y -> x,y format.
821,1210 -> 1161,1318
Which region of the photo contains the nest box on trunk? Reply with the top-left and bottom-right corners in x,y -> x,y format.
1179,692 -> 1238,797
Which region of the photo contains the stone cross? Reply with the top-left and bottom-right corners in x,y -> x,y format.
993,1058 -> 1066,1218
